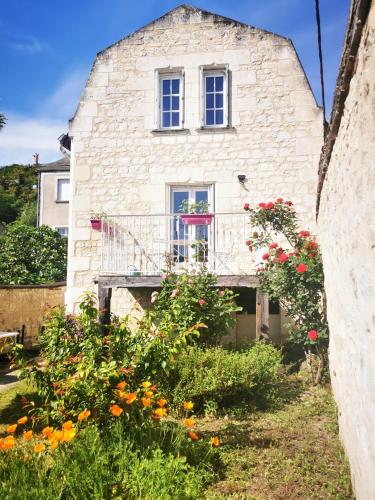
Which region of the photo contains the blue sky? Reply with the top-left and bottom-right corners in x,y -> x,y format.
0,0 -> 350,165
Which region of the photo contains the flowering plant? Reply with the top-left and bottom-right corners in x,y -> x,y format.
244,199 -> 329,384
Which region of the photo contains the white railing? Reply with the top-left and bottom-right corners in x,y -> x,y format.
100,213 -> 256,276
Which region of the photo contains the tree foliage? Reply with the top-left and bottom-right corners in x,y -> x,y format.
0,224 -> 67,284
0,113 -> 6,130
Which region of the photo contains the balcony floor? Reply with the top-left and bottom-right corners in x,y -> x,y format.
96,274 -> 259,288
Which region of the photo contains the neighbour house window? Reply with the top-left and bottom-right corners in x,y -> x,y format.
56,227 -> 69,237
157,73 -> 184,129
56,178 -> 70,202
201,67 -> 229,128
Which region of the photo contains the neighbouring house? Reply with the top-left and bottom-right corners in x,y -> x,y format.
66,4 -> 323,343
37,155 -> 70,236
317,0 -> 375,498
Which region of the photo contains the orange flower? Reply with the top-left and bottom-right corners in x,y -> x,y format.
7,424 -> 17,434
110,404 -> 123,417
42,426 -> 54,438
18,416 -> 28,425
183,401 -> 194,411
145,391 -> 154,398
211,436 -> 220,447
62,428 -> 77,442
141,381 -> 152,389
141,397 -> 152,407
50,440 -> 59,450
154,407 -> 167,418
62,420 -> 74,430
124,392 -> 137,405
34,443 -> 45,453
157,398 -> 167,408
49,430 -> 63,442
116,381 -> 127,390
23,430 -> 33,441
1,435 -> 15,449
78,410 -> 91,422
188,431 -> 199,441
183,418 -> 196,428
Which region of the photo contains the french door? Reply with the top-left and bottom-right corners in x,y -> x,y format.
170,186 -> 213,264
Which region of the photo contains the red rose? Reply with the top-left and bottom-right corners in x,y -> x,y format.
198,299 -> 206,306
307,330 -> 318,341
299,230 -> 310,238
308,253 -> 313,259
269,242 -> 278,249
243,203 -> 250,211
266,202 -> 275,209
245,240 -> 251,246
257,267 -> 264,273
296,263 -> 307,273
285,200 -> 293,206
276,197 -> 283,203
258,202 -> 266,209
262,253 -> 270,260
278,253 -> 289,263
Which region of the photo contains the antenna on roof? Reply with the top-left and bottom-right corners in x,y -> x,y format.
32,153 -> 39,166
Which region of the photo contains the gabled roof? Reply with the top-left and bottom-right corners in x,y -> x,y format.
36,156 -> 70,173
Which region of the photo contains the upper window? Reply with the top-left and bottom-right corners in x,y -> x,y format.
160,75 -> 183,129
56,178 -> 70,202
56,227 -> 69,237
201,67 -> 229,128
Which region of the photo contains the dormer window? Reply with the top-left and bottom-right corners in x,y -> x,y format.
156,71 -> 184,130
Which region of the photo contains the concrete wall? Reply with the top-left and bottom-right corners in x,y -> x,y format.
318,3 -> 375,498
0,283 -> 66,348
67,5 -> 323,313
40,172 -> 70,229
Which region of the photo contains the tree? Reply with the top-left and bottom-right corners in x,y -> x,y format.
0,113 -> 6,130
244,199 -> 328,384
0,224 -> 67,284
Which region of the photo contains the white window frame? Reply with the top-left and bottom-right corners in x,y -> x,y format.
200,65 -> 229,128
56,177 -> 70,202
155,71 -> 184,130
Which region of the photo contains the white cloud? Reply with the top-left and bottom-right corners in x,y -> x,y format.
9,35 -> 49,54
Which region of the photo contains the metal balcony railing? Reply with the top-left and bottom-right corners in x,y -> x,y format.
100,213 -> 256,276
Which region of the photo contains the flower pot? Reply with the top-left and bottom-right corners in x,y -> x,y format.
90,219 -> 102,231
181,214 -> 214,225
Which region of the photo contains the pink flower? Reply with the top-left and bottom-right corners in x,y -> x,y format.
276,197 -> 283,203
269,243 -> 278,249
245,240 -> 251,247
198,299 -> 206,306
266,202 -> 275,209
296,263 -> 307,273
299,230 -> 310,238
257,267 -> 264,273
243,203 -> 250,211
171,288 -> 180,298
258,202 -> 266,209
285,200 -> 293,206
278,253 -> 289,263
307,330 -> 318,341
262,253 -> 270,260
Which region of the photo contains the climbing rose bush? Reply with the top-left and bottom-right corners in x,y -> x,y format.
244,199 -> 329,384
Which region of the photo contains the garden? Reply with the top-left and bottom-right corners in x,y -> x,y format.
0,200 -> 353,499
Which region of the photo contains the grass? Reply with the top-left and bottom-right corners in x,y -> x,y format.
0,376 -> 353,500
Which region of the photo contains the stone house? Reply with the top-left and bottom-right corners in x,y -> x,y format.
66,4 -> 323,343
317,0 -> 375,497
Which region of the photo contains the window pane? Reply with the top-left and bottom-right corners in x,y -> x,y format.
206,110 -> 214,125
215,110 -> 223,124
171,79 -> 180,94
57,179 -> 70,201
173,191 -> 189,213
171,96 -> 179,111
171,112 -> 179,126
162,96 -> 170,111
206,93 -> 214,109
56,227 -> 69,237
215,93 -> 223,108
162,112 -> 170,127
162,79 -> 170,95
215,76 -> 224,91
206,77 -> 214,92
195,190 -> 208,205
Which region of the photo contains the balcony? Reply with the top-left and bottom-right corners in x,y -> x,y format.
98,213 -> 258,287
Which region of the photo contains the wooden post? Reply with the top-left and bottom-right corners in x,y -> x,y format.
98,284 -> 112,334
256,290 -> 269,340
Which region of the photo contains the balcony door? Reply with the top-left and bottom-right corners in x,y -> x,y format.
171,186 -> 212,265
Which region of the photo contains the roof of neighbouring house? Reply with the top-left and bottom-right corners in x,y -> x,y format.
36,156 -> 70,173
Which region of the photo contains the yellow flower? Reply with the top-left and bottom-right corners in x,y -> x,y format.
154,407 -> 167,418
211,436 -> 220,447
62,420 -> 74,430
157,398 -> 167,408
18,416 -> 28,425
23,430 -> 33,441
145,391 -> 154,398
188,431 -> 199,441
183,401 -> 194,411
183,418 -> 196,428
7,424 -> 17,434
2,435 -> 15,449
34,443 -> 45,453
110,404 -> 123,417
141,397 -> 152,407
141,381 -> 152,389
42,426 -> 54,438
62,428 -> 77,442
78,410 -> 91,422
116,381 -> 127,390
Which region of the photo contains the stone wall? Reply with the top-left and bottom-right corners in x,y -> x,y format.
67,5 -> 323,312
318,2 -> 375,498
0,283 -> 66,348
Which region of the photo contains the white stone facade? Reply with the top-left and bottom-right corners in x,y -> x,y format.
67,5 -> 322,316
318,2 -> 375,498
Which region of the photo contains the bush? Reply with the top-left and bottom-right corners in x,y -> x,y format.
165,342 -> 282,412
152,268 -> 241,345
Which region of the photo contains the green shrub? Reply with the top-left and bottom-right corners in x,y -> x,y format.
164,342 -> 282,411
152,268 -> 241,345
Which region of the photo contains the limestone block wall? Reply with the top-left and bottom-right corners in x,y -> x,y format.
67,5 -> 322,312
318,3 -> 375,499
0,283 -> 66,348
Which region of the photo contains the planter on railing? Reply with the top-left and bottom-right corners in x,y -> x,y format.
90,219 -> 114,236
180,213 -> 214,225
